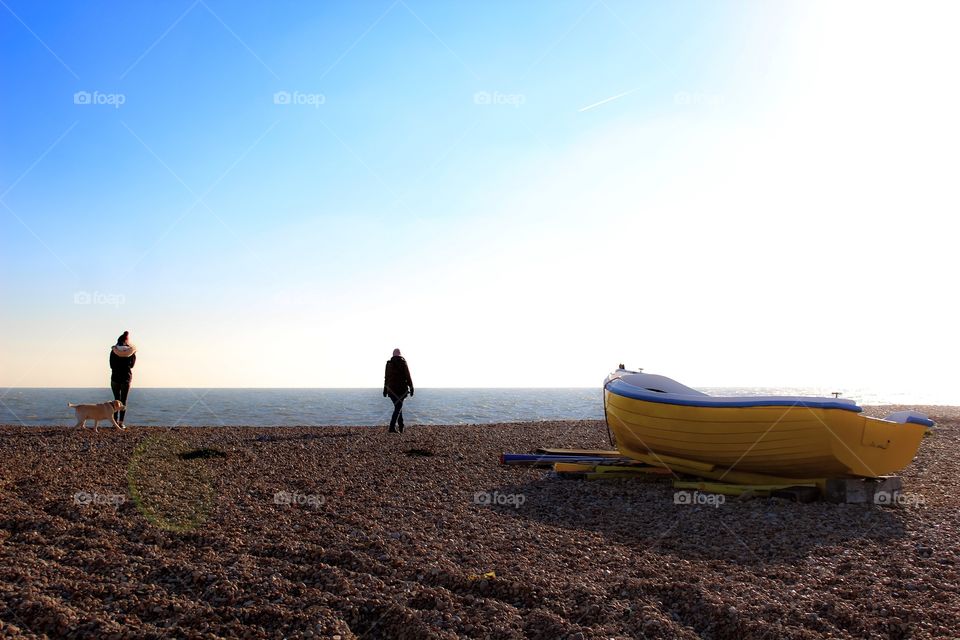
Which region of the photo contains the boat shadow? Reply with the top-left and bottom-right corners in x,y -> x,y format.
491,476 -> 908,565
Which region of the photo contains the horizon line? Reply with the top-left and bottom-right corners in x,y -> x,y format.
1,385 -> 602,390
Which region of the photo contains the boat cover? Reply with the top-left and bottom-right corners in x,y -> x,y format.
605,372 -> 863,412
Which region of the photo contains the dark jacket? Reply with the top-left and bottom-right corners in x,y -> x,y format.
383,356 -> 413,397
110,349 -> 136,384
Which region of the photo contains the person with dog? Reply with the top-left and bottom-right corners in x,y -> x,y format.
383,348 -> 414,433
109,331 -> 136,428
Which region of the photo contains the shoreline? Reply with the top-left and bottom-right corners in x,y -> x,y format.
1,414 -> 958,638
4,402 -> 955,429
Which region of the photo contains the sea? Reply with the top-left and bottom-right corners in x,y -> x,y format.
0,387 -> 950,427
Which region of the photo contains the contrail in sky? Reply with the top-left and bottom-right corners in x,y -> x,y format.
578,87 -> 641,112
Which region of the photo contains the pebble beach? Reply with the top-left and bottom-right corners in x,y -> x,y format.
1,407 -> 958,639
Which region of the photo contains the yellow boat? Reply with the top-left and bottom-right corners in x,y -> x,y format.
603,369 -> 933,479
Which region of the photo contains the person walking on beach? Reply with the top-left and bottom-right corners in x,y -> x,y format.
109,331 -> 136,428
383,348 -> 414,433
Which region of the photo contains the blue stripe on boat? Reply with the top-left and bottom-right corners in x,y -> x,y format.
906,415 -> 935,427
605,378 -> 863,412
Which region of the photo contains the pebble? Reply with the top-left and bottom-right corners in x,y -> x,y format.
1,413 -> 958,638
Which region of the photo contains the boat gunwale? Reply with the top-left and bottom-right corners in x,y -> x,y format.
605,378 -> 863,412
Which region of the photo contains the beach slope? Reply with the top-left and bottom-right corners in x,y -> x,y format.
1,409 -> 958,639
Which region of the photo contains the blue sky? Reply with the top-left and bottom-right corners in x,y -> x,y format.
2,1 -> 958,396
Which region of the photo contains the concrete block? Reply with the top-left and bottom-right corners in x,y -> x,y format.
824,476 -> 903,504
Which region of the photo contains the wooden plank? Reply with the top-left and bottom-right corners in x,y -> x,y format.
674,480 -> 812,495
535,448 -> 622,457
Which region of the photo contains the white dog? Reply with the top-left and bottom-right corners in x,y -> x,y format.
69,400 -> 125,432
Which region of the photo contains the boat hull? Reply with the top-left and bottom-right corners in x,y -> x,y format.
604,389 -> 928,478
